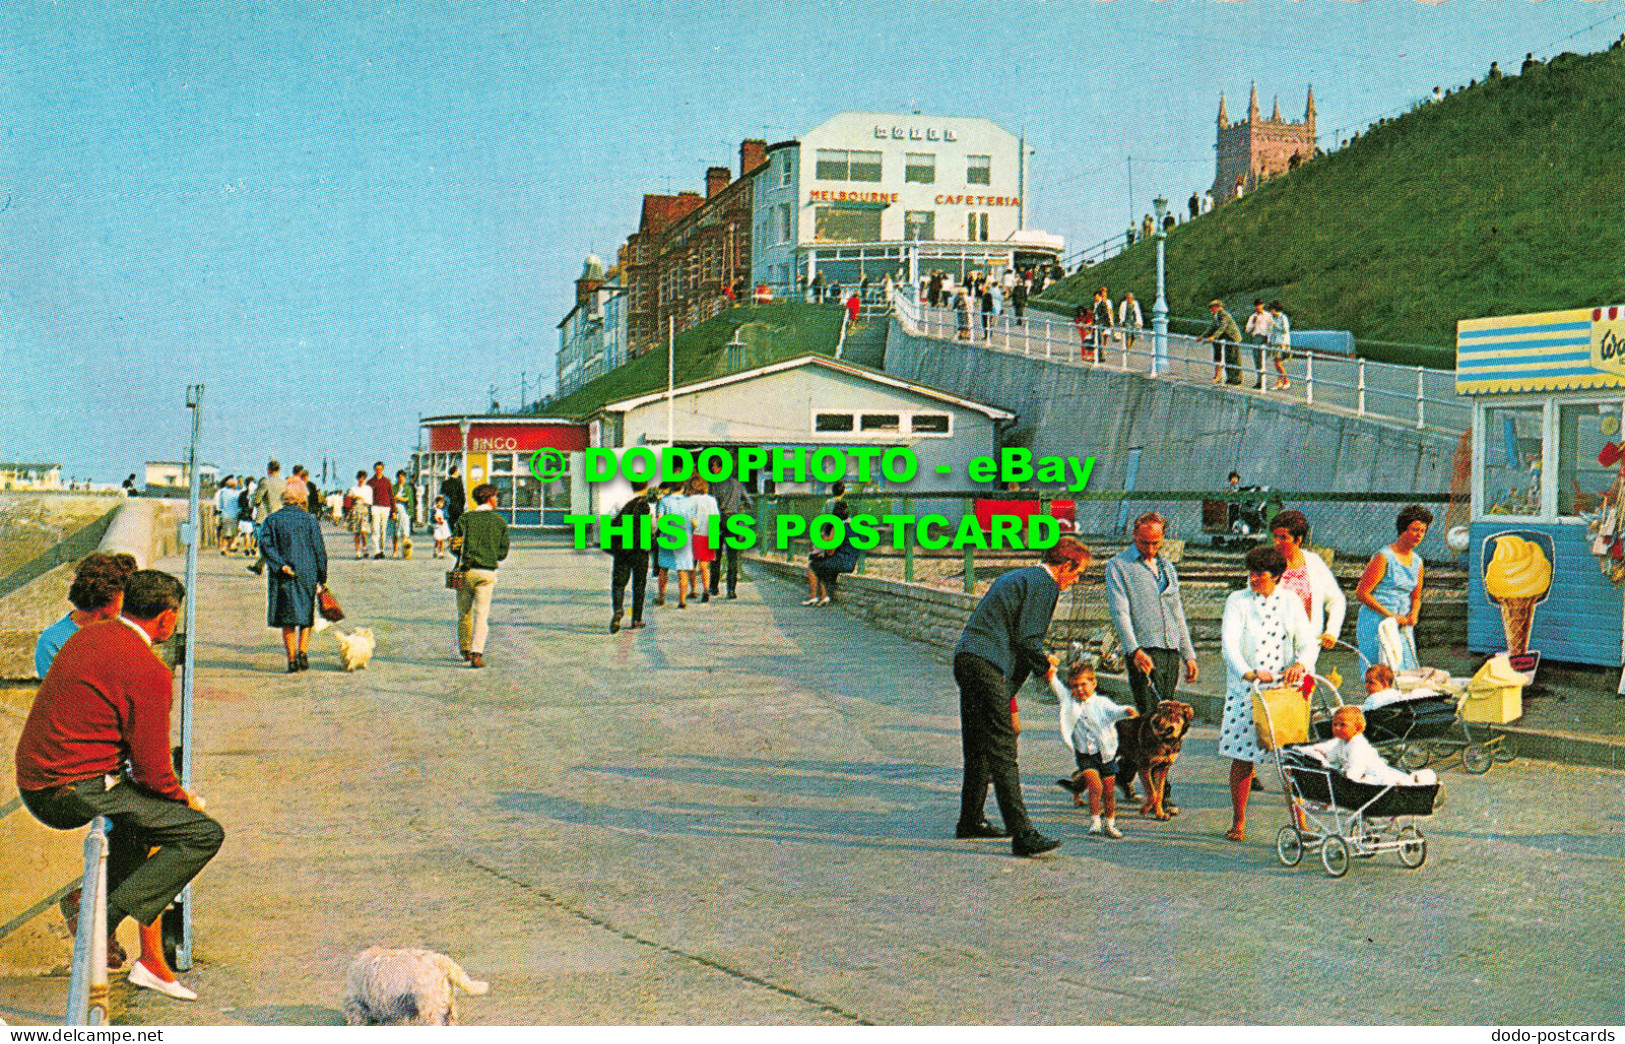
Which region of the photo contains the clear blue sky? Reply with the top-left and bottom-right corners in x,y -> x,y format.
3,0 -> 1621,483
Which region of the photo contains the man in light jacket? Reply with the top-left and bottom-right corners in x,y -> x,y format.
1105,512 -> 1199,812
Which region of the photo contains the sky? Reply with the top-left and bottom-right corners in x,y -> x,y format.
3,0 -> 1623,485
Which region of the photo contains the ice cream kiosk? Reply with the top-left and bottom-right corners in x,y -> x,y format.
1457,304 -> 1625,703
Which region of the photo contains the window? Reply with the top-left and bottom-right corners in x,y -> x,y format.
815,149 -> 882,182
967,212 -> 989,241
1558,401 -> 1621,516
861,413 -> 901,432
778,203 -> 792,244
780,153 -> 793,187
910,414 -> 950,435
903,210 -> 935,241
905,153 -> 935,184
815,412 -> 855,432
815,205 -> 882,243
966,155 -> 991,185
848,150 -> 882,182
1482,404 -> 1544,516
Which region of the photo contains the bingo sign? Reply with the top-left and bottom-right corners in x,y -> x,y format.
426,421 -> 588,477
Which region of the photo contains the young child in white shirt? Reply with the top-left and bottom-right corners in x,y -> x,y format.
1301,705 -> 1438,787
1056,663 -> 1138,838
1358,662 -> 1409,711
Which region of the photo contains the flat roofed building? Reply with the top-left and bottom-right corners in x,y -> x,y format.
752,112 -> 1063,294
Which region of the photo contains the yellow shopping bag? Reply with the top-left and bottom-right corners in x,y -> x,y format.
1252,685 -> 1309,750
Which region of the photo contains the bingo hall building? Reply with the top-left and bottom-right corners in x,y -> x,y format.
751,112 -> 1064,292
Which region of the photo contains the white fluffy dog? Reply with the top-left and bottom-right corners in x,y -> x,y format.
341,946 -> 489,1026
338,628 -> 375,671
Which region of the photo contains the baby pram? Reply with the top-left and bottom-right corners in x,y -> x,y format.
1330,638 -> 1515,775
1254,677 -> 1439,878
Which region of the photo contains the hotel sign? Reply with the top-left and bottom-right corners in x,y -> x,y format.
808,190 -> 898,204
875,125 -> 959,141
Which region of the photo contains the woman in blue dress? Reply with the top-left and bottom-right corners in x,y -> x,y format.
260,486 -> 329,672
653,483 -> 694,608
1354,504 -> 1433,671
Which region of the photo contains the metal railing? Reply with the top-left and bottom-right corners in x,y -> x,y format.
64,816 -> 111,1026
889,287 -> 1467,434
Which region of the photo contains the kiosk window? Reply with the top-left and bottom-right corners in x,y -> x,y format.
1558,401 -> 1622,516
816,206 -> 882,243
1482,404 -> 1543,516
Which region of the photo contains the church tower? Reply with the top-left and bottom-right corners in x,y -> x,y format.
1212,85 -> 1317,204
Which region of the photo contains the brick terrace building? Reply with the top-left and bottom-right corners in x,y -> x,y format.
623,139 -> 769,357
1213,84 -> 1316,204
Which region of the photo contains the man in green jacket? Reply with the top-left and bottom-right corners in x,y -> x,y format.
1201,299 -> 1244,386
451,483 -> 509,668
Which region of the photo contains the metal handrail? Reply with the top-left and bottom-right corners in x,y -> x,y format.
64,816 -> 110,1026
887,286 -> 1467,434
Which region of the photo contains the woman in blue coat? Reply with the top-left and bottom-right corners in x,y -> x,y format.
260,486 -> 328,672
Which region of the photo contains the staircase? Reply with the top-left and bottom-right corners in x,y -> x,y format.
839,304 -> 891,368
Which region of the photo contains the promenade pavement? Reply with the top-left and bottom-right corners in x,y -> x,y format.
12,530 -> 1623,1025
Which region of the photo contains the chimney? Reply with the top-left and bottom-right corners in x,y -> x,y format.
707,166 -> 731,198
740,139 -> 768,176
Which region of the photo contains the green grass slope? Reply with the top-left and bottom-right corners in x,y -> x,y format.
547,302 -> 845,419
1039,47 -> 1625,364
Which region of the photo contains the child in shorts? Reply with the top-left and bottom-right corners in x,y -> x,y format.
1058,662 -> 1138,838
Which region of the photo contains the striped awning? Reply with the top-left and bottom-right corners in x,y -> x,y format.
1457,305 -> 1625,395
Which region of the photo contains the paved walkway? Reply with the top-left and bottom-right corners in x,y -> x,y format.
14,531 -> 1624,1025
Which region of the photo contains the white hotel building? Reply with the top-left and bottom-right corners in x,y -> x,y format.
751,112 -> 1064,292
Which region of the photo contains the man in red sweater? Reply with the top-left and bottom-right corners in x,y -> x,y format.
16,570 -> 223,1000
367,461 -> 395,559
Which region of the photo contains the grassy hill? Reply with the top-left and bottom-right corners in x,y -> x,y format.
1037,46 -> 1625,365
547,302 -> 845,419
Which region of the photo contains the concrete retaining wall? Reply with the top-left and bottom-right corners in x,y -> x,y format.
884,321 -> 1462,559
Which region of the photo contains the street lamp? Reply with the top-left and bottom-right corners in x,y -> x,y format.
1152,196 -> 1169,377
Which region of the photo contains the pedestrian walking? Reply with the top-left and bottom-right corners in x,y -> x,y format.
451,483 -> 509,668
710,475 -> 751,599
1245,298 -> 1274,390
686,477 -> 720,604
1267,300 -> 1292,389
214,475 -> 241,554
1010,277 -> 1028,326
440,465 -> 466,531
1092,286 -> 1114,354
390,468 -> 415,555
431,496 -> 451,558
345,470 -> 372,559
955,289 -> 972,341
979,284 -> 994,339
1074,305 -> 1094,361
953,536 -> 1091,857
259,485 -> 328,673
248,460 -> 286,576
1201,299 -> 1243,385
653,483 -> 694,608
1118,292 -> 1143,356
1104,512 -> 1199,813
608,482 -> 653,633
366,462 -> 394,559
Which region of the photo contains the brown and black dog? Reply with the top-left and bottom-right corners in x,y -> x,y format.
1115,700 -> 1195,820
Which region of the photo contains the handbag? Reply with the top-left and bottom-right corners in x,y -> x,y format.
1252,685 -> 1309,750
317,586 -> 345,622
446,539 -> 466,590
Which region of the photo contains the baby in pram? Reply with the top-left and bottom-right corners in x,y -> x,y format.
1299,705 -> 1438,787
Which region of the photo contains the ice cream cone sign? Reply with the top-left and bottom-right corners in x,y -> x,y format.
1482,531 -> 1554,673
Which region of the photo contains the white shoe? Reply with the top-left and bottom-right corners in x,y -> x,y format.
1102,823 -> 1124,839
817,597 -> 831,605
128,960 -> 197,1001
801,597 -> 820,606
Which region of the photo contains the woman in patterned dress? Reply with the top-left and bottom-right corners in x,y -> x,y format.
1269,510 -> 1347,651
1218,545 -> 1319,842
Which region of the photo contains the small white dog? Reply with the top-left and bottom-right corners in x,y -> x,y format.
338,628 -> 375,671
341,946 -> 489,1026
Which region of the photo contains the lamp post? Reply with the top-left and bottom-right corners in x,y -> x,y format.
1152,195 -> 1169,377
